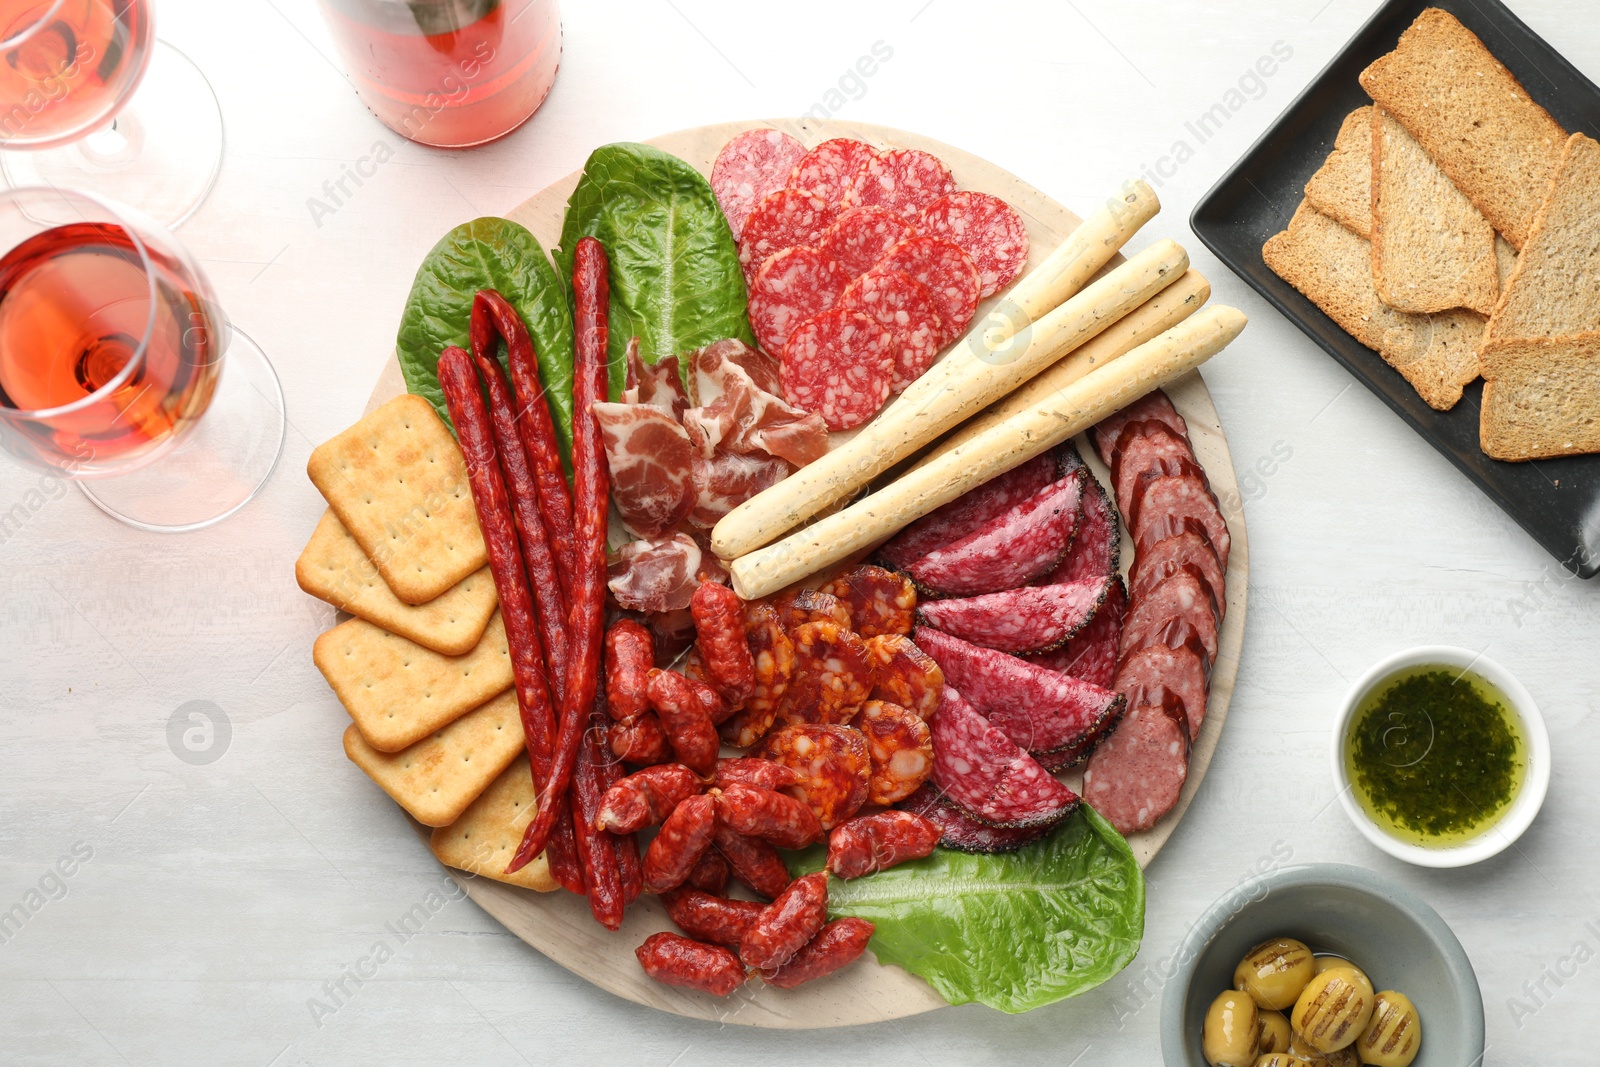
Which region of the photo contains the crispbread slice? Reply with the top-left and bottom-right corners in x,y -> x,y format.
1305,106 -> 1374,238
1359,8 -> 1567,249
1264,200 -> 1482,410
1371,107 -> 1498,315
296,509 -> 497,656
1484,133 -> 1600,352
1495,236 -> 1519,293
313,610 -> 512,752
307,394 -> 487,605
1480,335 -> 1600,460
343,690 -> 523,826
429,754 -> 558,892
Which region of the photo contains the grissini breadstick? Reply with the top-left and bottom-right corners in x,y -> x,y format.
712,237 -> 1188,560
924,269 -> 1211,462
726,305 -> 1248,599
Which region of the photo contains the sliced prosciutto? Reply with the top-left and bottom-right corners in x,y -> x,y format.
903,472 -> 1084,597
876,452 -> 1059,570
592,401 -> 694,539
916,576 -> 1113,655
914,627 -> 1123,758
929,687 -> 1080,829
685,446 -> 791,529
683,339 -> 828,468
623,341 -> 689,420
608,534 -> 702,613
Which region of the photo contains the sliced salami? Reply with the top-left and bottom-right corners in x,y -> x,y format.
1115,638 -> 1209,742
774,620 -> 872,727
917,191 -> 1029,298
780,308 -> 894,431
1130,521 -> 1224,615
1091,389 -> 1189,466
787,138 -> 880,208
712,129 -> 808,241
818,564 -> 917,639
1129,469 -> 1231,570
747,246 -> 849,357
898,783 -> 1050,854
877,236 -> 982,346
1024,577 -> 1127,689
1044,467 -> 1119,585
770,587 -> 852,631
904,471 -> 1085,598
757,723 -> 871,830
738,189 -> 838,282
1081,693 -> 1190,834
876,452 -> 1059,570
863,633 -> 944,721
916,576 -> 1113,655
841,148 -> 956,221
819,207 -> 915,278
914,626 -> 1123,757
849,700 -> 934,805
930,687 -> 1081,829
1119,565 -> 1219,666
837,267 -> 941,393
1112,421 -> 1198,521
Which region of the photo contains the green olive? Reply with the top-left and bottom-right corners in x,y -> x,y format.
1355,990 -> 1421,1067
1255,1009 -> 1292,1054
1236,938 -> 1317,1010
1312,954 -> 1348,977
1203,990 -> 1260,1067
1292,967 -> 1375,1053
1253,1056 -> 1302,1067
1287,1033 -> 1359,1066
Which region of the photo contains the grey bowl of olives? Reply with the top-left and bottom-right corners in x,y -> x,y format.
1160,863 -> 1482,1067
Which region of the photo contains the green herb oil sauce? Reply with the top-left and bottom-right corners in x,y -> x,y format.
1344,667 -> 1525,848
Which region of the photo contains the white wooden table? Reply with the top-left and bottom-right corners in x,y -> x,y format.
3,1 -> 1597,1062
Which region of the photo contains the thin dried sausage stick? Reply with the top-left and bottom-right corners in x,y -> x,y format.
642,793 -> 717,894
711,825 -> 793,900
511,238 -> 611,872
635,932 -> 746,997
593,706 -> 643,905
596,763 -> 703,834
471,288 -> 576,591
739,871 -> 828,972
715,782 -> 823,850
690,580 -> 756,705
572,701 -> 624,929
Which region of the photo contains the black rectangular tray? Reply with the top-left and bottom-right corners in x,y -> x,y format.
1190,0 -> 1600,577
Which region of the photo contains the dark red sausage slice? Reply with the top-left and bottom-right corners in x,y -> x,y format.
1081,692 -> 1190,834
1043,465 -> 1120,586
1130,521 -> 1224,617
898,783 -> 1050,853
841,148 -> 956,221
929,687 -> 1081,829
1119,565 -> 1219,667
1023,577 -> 1128,689
837,267 -> 941,393
1091,389 -> 1189,466
916,576 -> 1113,655
877,236 -> 981,346
876,452 -> 1059,570
903,472 -> 1084,598
738,189 -> 838,283
820,206 -> 916,277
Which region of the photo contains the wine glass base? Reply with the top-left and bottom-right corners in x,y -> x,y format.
1,39 -> 224,229
78,328 -> 286,533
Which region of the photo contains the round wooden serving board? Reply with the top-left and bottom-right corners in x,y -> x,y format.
367,118 -> 1249,1027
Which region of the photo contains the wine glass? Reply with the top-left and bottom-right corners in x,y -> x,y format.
0,185 -> 284,531
0,0 -> 224,228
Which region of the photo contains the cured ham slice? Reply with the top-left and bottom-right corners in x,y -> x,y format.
687,445 -> 791,529
624,341 -> 690,420
684,339 -> 828,468
593,403 -> 694,539
608,534 -> 703,613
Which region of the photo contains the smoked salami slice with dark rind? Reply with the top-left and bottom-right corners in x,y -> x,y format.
929,687 -> 1081,829
819,564 -> 917,639
1130,521 -> 1224,616
1112,421 -> 1198,522
757,723 -> 872,830
914,626 -> 1124,757
1119,565 -> 1219,666
837,267 -> 941,393
770,587 -> 852,631
1043,466 -> 1119,586
876,452 -> 1059,571
1081,691 -> 1190,834
916,576 -> 1112,655
898,783 -> 1050,854
876,236 -> 981,346
747,246 -> 849,357
1115,638 -> 1209,742
904,471 -> 1085,598
840,148 -> 956,221
863,633 -> 944,721
712,129 -> 808,241
780,308 -> 894,431
787,138 -> 880,209
1091,389 -> 1189,466
774,620 -> 873,727
849,700 -> 934,805
819,206 -> 916,278
738,189 -> 838,282
916,191 -> 1030,297
1023,577 -> 1127,689
1128,470 -> 1231,571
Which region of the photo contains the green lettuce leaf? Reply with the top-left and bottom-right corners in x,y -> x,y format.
555,142 -> 754,398
792,806 -> 1144,1013
396,216 -> 574,456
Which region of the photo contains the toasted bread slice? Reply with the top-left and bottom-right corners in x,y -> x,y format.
1359,8 -> 1567,249
1305,106 -> 1374,238
1481,336 -> 1600,460
1371,108 -> 1498,315
1264,200 -> 1482,410
1484,133 -> 1600,353
1495,236 -> 1519,293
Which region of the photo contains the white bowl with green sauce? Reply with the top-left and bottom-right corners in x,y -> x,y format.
1330,646 -> 1550,868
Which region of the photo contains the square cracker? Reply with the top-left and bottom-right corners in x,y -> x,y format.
1305,106 -> 1375,239
313,610 -> 512,752
307,394 -> 487,605
430,754 -> 558,892
342,689 -> 524,827
1264,200 -> 1483,410
296,509 -> 497,656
